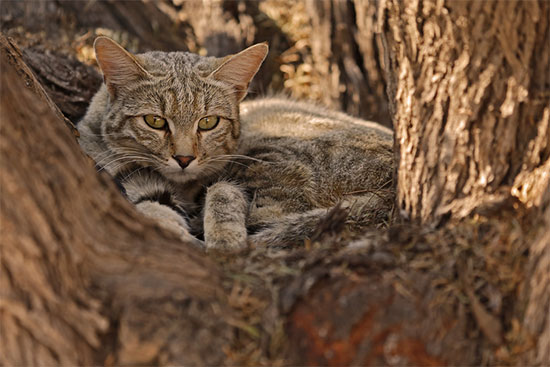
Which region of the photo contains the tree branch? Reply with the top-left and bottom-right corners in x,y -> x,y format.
0,33 -> 232,366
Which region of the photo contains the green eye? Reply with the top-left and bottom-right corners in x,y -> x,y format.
144,114 -> 167,129
198,116 -> 220,131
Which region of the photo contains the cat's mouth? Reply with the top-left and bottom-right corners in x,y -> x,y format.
160,157 -> 228,184
160,158 -> 200,183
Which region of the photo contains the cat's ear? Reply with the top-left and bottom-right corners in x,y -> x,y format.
210,42 -> 268,102
94,36 -> 149,96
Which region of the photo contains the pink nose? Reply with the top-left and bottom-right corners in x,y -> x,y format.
173,155 -> 195,170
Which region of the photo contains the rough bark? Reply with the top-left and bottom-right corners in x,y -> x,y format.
0,0 -> 191,52
381,0 -> 550,225
21,48 -> 102,123
522,188 -> 550,365
306,0 -> 390,126
283,243 -> 476,365
381,0 -> 550,364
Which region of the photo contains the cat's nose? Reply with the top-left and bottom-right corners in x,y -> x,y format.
173,155 -> 195,170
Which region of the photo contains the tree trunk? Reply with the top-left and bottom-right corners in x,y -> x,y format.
382,0 -> 549,225
306,0 -> 390,126
381,0 -> 550,364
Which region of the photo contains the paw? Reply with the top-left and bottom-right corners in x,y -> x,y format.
135,201 -> 204,248
203,182 -> 248,252
204,227 -> 248,252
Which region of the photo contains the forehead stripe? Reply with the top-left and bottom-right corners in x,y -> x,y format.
166,89 -> 178,118
159,93 -> 166,116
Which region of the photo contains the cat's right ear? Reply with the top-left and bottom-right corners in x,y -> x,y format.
94,36 -> 149,97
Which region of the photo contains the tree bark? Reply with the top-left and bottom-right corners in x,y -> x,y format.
381,0 -> 550,364
306,0 -> 390,126
381,0 -> 549,225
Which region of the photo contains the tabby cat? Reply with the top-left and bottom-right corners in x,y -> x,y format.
78,36 -> 393,251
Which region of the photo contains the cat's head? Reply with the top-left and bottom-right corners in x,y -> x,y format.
90,36 -> 267,183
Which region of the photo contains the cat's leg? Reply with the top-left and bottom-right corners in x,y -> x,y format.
203,181 -> 248,252
118,170 -> 204,248
134,200 -> 201,246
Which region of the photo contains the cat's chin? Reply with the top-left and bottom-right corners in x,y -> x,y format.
159,160 -> 227,184
161,169 -> 200,184
157,160 -> 200,184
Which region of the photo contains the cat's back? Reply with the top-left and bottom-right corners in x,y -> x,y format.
239,97 -> 392,140
238,97 -> 393,173
232,97 -> 394,214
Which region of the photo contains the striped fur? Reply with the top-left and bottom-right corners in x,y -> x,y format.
78,37 -> 393,251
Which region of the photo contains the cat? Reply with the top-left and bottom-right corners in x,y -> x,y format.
78,36 -> 394,251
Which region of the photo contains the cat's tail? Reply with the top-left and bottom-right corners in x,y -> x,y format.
249,193 -> 391,248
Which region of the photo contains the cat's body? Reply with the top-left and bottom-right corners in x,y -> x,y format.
223,98 -> 393,246
78,37 -> 393,251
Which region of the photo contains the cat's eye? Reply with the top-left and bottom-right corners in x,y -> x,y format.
198,116 -> 220,131
144,114 -> 167,130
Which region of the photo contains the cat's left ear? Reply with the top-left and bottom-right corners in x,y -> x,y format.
210,42 -> 268,102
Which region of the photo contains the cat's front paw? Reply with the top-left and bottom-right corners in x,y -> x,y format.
203,181 -> 248,252
204,229 -> 248,253
135,201 -> 204,249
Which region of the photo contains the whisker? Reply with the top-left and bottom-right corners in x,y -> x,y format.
99,155 -> 158,173
100,161 -> 127,174
95,152 -> 125,167
202,158 -> 252,169
215,154 -> 271,164
93,147 -> 155,166
98,156 -> 131,172
122,166 -> 149,181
